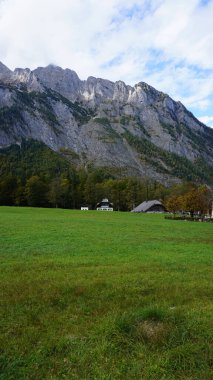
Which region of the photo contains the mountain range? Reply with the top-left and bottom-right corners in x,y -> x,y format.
0,61 -> 213,184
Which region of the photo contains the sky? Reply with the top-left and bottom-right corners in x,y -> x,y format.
0,0 -> 213,127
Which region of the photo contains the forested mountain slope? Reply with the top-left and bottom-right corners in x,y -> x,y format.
0,62 -> 213,184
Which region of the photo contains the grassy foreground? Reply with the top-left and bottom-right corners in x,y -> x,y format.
0,207 -> 212,380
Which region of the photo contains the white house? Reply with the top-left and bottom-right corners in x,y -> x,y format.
96,198 -> 113,211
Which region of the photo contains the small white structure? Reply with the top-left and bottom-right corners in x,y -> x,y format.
96,198 -> 113,211
81,207 -> 89,211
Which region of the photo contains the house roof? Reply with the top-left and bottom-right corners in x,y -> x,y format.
96,198 -> 113,208
131,200 -> 164,212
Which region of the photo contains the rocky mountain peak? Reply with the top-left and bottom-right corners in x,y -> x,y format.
0,62 -> 13,83
0,62 -> 12,75
0,62 -> 212,184
11,67 -> 43,92
33,65 -> 81,101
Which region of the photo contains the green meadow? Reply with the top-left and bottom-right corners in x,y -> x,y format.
0,207 -> 212,380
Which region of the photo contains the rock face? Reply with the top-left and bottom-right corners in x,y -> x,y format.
0,61 -> 213,183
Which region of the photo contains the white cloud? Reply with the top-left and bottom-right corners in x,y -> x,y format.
0,0 -> 213,121
143,63 -> 213,111
198,116 -> 213,128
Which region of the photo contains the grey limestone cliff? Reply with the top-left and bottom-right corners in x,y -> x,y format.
0,62 -> 213,183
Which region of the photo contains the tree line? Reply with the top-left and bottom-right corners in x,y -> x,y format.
166,184 -> 212,217
0,169 -> 166,210
0,168 -> 212,214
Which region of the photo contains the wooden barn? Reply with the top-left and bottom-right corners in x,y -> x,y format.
131,200 -> 167,213
96,198 -> 113,211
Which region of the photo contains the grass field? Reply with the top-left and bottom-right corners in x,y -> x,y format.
0,207 -> 212,380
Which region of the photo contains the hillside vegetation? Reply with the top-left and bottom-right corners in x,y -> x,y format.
0,207 -> 212,379
1,63 -> 213,183
0,140 -> 212,214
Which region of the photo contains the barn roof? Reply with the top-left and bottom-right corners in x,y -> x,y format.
131,200 -> 164,212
